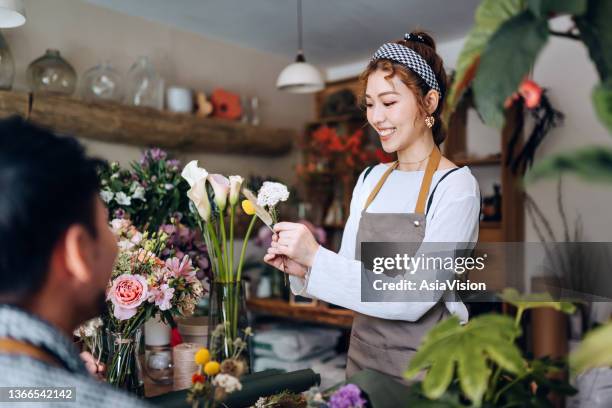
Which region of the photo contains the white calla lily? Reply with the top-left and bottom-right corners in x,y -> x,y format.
187,178 -> 211,222
208,174 -> 230,211
181,160 -> 208,188
228,175 -> 244,207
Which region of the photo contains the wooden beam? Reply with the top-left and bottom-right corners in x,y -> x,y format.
0,90 -> 294,156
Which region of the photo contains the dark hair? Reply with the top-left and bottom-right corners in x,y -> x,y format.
359,30 -> 449,145
0,116 -> 103,302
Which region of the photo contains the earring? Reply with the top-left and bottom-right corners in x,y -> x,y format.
425,115 -> 435,128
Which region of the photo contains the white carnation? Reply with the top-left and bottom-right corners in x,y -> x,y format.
212,373 -> 242,393
256,182 -> 289,208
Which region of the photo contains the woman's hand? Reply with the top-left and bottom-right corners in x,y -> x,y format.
80,351 -> 106,381
263,252 -> 308,278
268,222 -> 320,267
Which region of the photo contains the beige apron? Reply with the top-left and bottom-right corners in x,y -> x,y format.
346,146 -> 450,384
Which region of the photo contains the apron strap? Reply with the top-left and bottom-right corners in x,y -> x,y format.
415,146 -> 442,214
363,161 -> 399,210
0,338 -> 63,368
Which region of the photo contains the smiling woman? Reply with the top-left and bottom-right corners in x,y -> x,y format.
265,31 -> 481,384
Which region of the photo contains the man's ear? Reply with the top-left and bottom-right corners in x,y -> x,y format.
424,89 -> 440,114
63,224 -> 96,284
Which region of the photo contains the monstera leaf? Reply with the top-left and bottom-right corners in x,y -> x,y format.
498,288 -> 576,314
444,0 -> 523,122
405,315 -> 526,406
473,10 -> 549,128
570,322 -> 612,374
593,79 -> 612,133
525,146 -> 612,184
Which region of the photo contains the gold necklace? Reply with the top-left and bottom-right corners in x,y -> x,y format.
397,146 -> 435,164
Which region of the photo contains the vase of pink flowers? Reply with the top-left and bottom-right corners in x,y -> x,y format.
98,219 -> 204,395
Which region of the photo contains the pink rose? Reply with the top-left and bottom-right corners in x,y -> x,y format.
108,274 -> 148,320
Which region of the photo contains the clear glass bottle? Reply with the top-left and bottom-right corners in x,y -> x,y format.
81,61 -> 122,102
124,56 -> 164,109
26,49 -> 77,95
0,31 -> 15,90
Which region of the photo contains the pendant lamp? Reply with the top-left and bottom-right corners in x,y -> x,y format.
276,0 -> 324,93
0,0 -> 25,28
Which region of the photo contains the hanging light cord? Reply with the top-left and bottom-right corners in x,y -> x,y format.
297,0 -> 302,52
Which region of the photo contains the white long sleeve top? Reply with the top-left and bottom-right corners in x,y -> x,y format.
290,163 -> 480,323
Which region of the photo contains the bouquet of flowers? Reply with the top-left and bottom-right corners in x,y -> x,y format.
252,384 -> 366,408
103,218 -> 204,393
187,324 -> 253,408
181,161 -> 289,363
98,147 -> 194,233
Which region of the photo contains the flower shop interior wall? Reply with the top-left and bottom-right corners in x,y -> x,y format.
2,0 -> 314,184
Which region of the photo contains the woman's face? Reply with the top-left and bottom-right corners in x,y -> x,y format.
365,69 -> 425,153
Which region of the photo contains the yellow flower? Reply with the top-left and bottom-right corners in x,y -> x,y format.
194,348 -> 210,366
241,199 -> 255,215
204,361 -> 220,376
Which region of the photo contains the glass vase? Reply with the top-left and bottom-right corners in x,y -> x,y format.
106,327 -> 145,397
0,31 -> 14,90
26,49 -> 77,95
208,281 -> 251,371
124,56 -> 164,109
81,61 -> 122,102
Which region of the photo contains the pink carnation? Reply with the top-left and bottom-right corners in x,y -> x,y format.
107,274 -> 148,320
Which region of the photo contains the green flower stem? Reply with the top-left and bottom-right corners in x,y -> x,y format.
236,215 -> 258,282
229,205 -> 235,281
219,211 -> 229,281
206,222 -> 224,279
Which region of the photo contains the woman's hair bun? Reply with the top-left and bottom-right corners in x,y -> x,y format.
405,31 -> 436,51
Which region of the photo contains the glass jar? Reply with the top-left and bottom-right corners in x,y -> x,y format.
0,31 -> 15,90
26,49 -> 77,95
81,61 -> 122,102
124,56 -> 164,109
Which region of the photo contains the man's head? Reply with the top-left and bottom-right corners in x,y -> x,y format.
0,116 -> 117,330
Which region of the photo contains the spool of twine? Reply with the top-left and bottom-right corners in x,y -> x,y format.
172,342 -> 201,390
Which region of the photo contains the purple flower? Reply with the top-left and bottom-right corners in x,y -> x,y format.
167,159 -> 181,171
114,208 -> 126,219
329,384 -> 366,408
148,148 -> 167,161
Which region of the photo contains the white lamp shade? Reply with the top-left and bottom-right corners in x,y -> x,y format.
0,0 -> 25,28
276,60 -> 325,94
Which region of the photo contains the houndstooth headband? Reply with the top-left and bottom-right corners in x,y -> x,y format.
370,42 -> 441,94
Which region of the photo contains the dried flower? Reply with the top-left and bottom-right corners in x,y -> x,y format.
212,373 -> 242,393
204,361 -> 221,376
220,359 -> 246,378
329,384 -> 366,408
194,348 -> 211,366
192,373 -> 205,384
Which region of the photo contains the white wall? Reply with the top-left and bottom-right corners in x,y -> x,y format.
3,0 -> 314,184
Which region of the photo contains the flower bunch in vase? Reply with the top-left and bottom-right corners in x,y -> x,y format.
181,161 -> 289,365
101,218 -> 204,395
187,324 -> 252,408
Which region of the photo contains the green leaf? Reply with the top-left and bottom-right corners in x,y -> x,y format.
498,288 -> 577,314
457,340 -> 489,405
473,10 -> 549,128
528,0 -> 587,18
575,0 -> 612,82
446,0 -> 524,119
404,315 -> 525,405
525,146 -> 612,183
570,322 -> 612,374
593,79 -> 612,133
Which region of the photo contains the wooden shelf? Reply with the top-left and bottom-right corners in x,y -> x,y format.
307,113 -> 364,126
247,298 -> 353,328
0,90 -> 294,155
452,155 -> 502,167
480,221 -> 502,229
